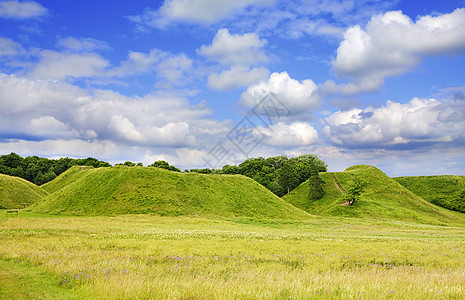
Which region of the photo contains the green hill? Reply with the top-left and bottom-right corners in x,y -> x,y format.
31,166 -> 309,219
394,175 -> 465,213
284,165 -> 465,225
0,174 -> 48,209
41,165 -> 94,193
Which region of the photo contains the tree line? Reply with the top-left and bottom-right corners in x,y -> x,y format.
0,152 -> 327,198
187,154 -> 327,198
0,153 -> 110,185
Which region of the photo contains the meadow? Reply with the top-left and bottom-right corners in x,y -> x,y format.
1,211 -> 464,299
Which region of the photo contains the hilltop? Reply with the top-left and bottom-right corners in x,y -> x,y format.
284,165 -> 465,225
41,165 -> 95,194
31,166 -> 309,219
0,173 -> 48,209
394,175 -> 465,213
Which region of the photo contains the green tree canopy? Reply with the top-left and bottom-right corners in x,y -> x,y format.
308,164 -> 325,200
277,160 -> 299,195
0,153 -> 110,185
149,160 -> 181,172
345,176 -> 368,205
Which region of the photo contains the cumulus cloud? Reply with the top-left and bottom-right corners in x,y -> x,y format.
207,67 -> 269,90
323,97 -> 465,148
240,72 -> 320,115
198,28 -> 269,90
108,115 -> 145,143
258,121 -> 319,146
198,28 -> 267,67
0,0 -> 47,19
30,116 -> 79,139
331,8 -> 465,94
0,74 -> 217,148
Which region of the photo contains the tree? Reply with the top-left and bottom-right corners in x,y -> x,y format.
308,164 -> 325,200
293,154 -> 327,172
0,152 -> 24,168
277,161 -> 299,195
221,164 -> 239,174
0,153 -> 112,185
150,160 -> 180,172
345,176 -> 367,205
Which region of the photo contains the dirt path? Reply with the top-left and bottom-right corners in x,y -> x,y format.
332,173 -> 346,194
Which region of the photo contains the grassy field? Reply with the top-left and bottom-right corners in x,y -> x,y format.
1,212 -> 465,299
2,165 -> 465,298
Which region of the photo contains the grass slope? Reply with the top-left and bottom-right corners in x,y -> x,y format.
284,165 -> 465,225
0,174 -> 48,209
394,175 -> 465,213
31,166 -> 308,219
41,165 -> 94,194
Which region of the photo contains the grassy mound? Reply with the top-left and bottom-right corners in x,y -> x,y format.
0,174 -> 48,209
41,165 -> 94,193
284,165 -> 465,225
394,175 -> 465,213
31,166 -> 309,219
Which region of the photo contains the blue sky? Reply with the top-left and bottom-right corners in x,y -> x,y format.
1,0 -> 465,176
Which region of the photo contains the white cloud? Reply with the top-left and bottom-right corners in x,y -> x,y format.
332,8 -> 465,93
0,0 -> 47,19
0,37 -> 25,56
27,50 -> 109,80
156,53 -> 193,83
25,46 -> 192,84
145,122 -> 194,147
240,71 -> 320,114
0,74 -> 86,114
198,28 -> 267,67
108,115 -> 145,143
108,49 -> 162,77
284,18 -> 345,39
57,37 -> 110,52
207,66 -> 269,90
198,28 -> 270,91
323,97 -> 465,148
30,116 -> 79,139
258,121 -> 319,146
0,74 -> 213,148
130,0 -> 273,28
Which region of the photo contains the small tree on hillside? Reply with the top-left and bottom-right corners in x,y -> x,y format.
308,164 -> 325,200
277,161 -> 299,195
345,176 -> 367,205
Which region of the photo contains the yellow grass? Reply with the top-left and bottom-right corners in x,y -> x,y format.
1,214 -> 464,299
